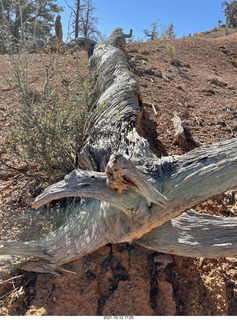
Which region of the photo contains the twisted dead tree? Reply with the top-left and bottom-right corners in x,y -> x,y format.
222,1 -> 237,35
0,28 -> 237,276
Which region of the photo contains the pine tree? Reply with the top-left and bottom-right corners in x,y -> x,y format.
143,20 -> 160,41
161,23 -> 176,39
0,0 -> 62,48
32,0 -> 63,38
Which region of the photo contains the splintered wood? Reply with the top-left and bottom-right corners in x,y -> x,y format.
172,111 -> 200,147
172,111 -> 186,146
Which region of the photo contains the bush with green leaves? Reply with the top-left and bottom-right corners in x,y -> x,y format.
0,0 -> 62,54
165,43 -> 175,61
4,53 -> 97,183
0,0 -> 100,183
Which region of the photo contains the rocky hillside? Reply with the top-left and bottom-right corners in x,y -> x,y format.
0,32 -> 237,316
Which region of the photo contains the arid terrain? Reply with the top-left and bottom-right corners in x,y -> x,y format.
0,28 -> 237,315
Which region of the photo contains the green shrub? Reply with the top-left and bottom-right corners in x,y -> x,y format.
165,43 -> 175,61
3,52 -> 97,183
0,0 -> 102,183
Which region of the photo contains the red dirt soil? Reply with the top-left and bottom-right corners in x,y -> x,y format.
0,31 -> 237,315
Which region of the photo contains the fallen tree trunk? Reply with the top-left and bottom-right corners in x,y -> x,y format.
0,28 -> 237,275
137,210 -> 237,258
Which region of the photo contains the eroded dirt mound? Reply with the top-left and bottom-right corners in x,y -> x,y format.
0,33 -> 237,315
2,245 -> 237,316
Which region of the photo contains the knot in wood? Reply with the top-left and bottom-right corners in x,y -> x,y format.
64,169 -> 87,185
106,154 -> 136,194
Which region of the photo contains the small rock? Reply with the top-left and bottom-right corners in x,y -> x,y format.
136,54 -> 148,62
127,48 -> 138,53
143,66 -> 154,75
141,49 -> 150,55
217,121 -> 227,127
154,70 -> 162,78
183,62 -> 191,68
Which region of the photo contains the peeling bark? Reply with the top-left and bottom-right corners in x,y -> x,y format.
0,28 -> 237,275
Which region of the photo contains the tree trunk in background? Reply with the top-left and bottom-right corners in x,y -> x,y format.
75,0 -> 80,38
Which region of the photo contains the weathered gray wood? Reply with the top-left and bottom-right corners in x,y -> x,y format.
32,137 -> 237,236
0,28 -> 237,275
32,169 -> 139,214
172,111 -> 186,146
1,136 -> 235,273
137,210 -> 237,258
67,38 -> 97,58
76,28 -> 148,172
105,153 -> 168,207
1,200 -> 118,273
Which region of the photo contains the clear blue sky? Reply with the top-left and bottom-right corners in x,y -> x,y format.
58,0 -> 226,40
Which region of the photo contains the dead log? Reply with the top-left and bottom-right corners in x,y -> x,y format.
0,28 -> 237,275
137,210 -> 237,258
67,38 -> 97,58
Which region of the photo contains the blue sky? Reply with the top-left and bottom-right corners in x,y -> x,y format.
58,0 -> 226,40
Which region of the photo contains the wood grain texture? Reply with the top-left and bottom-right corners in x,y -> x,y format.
137,210 -> 237,258
0,28 -> 237,275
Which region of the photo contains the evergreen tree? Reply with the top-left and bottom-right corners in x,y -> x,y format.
143,20 -> 160,41
161,23 -> 176,39
0,0 -> 62,50
31,0 -> 63,38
